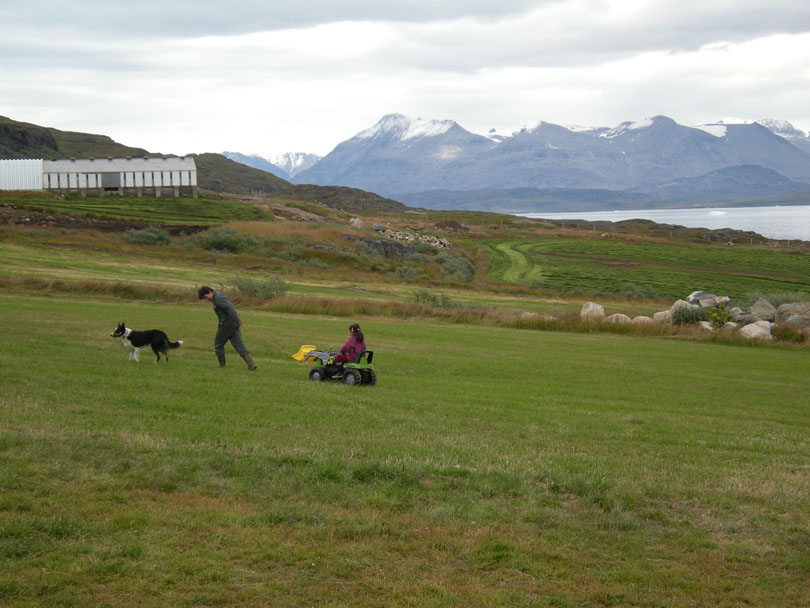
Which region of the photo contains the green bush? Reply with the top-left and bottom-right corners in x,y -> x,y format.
741,292 -> 809,308
671,304 -> 708,325
123,227 -> 171,245
395,264 -> 427,279
706,304 -> 734,328
413,289 -> 455,308
437,252 -> 475,282
190,228 -> 258,254
231,274 -> 290,299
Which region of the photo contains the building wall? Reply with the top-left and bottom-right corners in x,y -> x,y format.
42,157 -> 197,190
0,156 -> 197,196
0,159 -> 43,190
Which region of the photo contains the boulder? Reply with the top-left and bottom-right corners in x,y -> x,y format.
739,320 -> 773,340
720,321 -> 740,333
606,313 -> 632,324
653,310 -> 672,324
686,291 -> 730,308
350,217 -> 364,227
698,321 -> 714,332
581,302 -> 605,321
749,297 -> 777,322
733,310 -> 758,324
670,299 -> 699,313
777,302 -> 810,330
632,315 -> 655,324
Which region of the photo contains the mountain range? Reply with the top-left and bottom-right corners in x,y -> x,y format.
222,151 -> 321,180
278,113 -> 810,212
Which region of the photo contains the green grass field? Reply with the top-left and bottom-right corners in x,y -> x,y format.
2,293 -> 809,606
485,237 -> 810,300
1,191 -> 273,225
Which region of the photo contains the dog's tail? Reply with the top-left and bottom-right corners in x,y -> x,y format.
168,339 -> 183,349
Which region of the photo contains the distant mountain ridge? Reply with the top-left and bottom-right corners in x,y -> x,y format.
290,113 -> 810,212
222,151 -> 321,180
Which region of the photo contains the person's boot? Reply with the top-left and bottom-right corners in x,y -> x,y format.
216,352 -> 226,367
242,353 -> 257,371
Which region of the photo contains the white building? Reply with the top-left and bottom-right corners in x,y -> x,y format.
0,156 -> 198,197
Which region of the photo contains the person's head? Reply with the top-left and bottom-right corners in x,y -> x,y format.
349,323 -> 364,342
198,286 -> 214,301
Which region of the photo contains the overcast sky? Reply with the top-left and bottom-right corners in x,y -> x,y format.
2,0 -> 810,158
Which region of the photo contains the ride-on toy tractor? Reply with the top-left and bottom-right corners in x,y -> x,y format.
291,345 -> 376,386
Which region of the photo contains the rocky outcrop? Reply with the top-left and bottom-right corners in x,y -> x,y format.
579,291 -> 808,342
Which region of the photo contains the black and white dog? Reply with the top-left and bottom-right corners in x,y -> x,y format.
110,322 -> 183,362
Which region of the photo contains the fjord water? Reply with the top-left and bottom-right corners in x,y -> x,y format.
522,205 -> 810,241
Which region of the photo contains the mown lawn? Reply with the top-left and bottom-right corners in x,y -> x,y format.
1,293 -> 808,607
485,237 -> 810,300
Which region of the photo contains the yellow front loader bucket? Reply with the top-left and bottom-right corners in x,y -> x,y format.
291,345 -> 317,362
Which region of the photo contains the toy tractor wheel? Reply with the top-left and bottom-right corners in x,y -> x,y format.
309,367 -> 327,381
342,369 -> 362,386
360,369 -> 377,385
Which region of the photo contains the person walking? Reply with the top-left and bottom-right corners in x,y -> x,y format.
198,286 -> 257,370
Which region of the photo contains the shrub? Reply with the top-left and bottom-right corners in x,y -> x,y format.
671,304 -> 708,325
231,274 -> 290,299
706,304 -> 734,328
190,227 -> 258,254
741,291 -> 810,308
622,283 -> 661,300
413,289 -> 455,308
124,227 -> 171,245
436,252 -> 475,282
771,325 -> 808,344
395,264 -> 427,279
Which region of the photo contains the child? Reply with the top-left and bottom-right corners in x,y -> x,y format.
334,323 -> 366,364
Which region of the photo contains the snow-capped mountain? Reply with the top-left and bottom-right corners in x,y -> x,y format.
293,114 -> 810,209
222,152 -> 287,179
269,152 -> 322,179
756,119 -> 810,154
222,151 -> 322,180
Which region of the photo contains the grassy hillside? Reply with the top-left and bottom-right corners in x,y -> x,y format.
0,116 -> 292,196
485,236 -> 810,300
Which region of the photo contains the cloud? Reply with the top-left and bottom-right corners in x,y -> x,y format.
1,1 -> 809,157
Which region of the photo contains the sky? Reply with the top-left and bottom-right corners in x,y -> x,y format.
2,0 -> 810,159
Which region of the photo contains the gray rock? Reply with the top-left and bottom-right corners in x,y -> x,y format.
739,320 -> 773,340
632,315 -> 655,324
777,302 -> 810,329
750,297 -> 777,321
720,321 -> 740,332
686,291 -> 730,308
581,301 -> 606,321
698,321 -> 714,331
